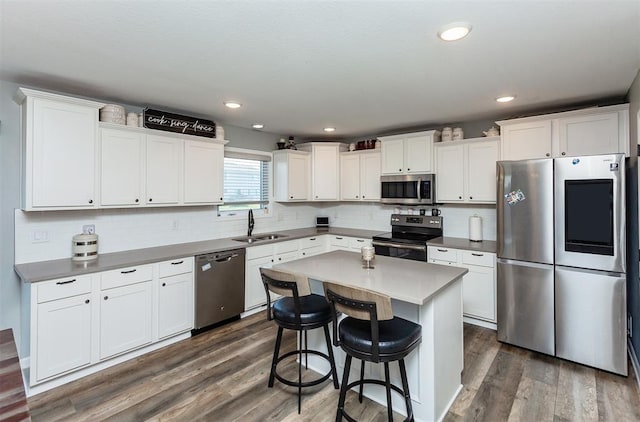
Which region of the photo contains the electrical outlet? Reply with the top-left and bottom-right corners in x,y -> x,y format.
83,224 -> 95,235
32,230 -> 49,243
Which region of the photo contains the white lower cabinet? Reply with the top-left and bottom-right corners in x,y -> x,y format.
157,258 -> 194,339
27,258 -> 194,386
428,246 -> 496,324
35,291 -> 93,381
99,280 -> 153,359
245,236 -> 332,310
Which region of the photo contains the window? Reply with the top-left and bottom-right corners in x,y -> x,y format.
218,148 -> 271,214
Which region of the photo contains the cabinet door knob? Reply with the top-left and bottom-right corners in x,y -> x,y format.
398,168 -> 402,172
85,299 -> 90,304
561,152 -> 566,156
162,282 -> 166,287
407,168 -> 410,171
271,259 -> 274,262
220,197 -> 223,201
290,196 -> 293,199
302,252 -> 306,256
315,195 -> 318,198
88,199 -> 93,204
546,153 -> 551,157
278,257 -> 282,261
135,198 -> 139,203
356,195 -> 359,198
469,196 -> 473,200
149,198 -> 153,202
459,196 -> 462,199
362,196 -> 365,199
104,296 -> 108,300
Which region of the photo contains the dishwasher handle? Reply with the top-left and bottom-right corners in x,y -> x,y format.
215,253 -> 239,263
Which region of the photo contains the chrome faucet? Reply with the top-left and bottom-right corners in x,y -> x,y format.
248,209 -> 255,237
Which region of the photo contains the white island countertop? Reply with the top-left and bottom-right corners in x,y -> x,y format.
273,250 -> 468,306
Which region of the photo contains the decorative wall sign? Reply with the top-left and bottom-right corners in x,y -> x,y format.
143,108 -> 216,138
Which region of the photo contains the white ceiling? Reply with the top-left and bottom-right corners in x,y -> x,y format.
1,1 -> 639,138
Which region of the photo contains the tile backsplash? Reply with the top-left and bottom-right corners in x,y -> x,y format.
14,203 -> 496,264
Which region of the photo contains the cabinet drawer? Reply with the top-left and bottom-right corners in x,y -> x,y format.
159,257 -> 194,278
329,235 -> 350,248
461,251 -> 495,268
37,275 -> 92,303
301,245 -> 325,257
349,237 -> 371,249
428,246 -> 458,263
101,265 -> 153,290
300,236 -> 323,250
274,240 -> 299,255
246,244 -> 274,260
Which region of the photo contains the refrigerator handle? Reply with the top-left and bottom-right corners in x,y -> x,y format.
497,258 -> 553,270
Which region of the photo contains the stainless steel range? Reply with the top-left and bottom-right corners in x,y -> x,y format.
372,214 -> 443,261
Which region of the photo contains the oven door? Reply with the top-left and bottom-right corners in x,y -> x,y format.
554,154 -> 625,273
380,174 -> 434,205
372,240 -> 427,261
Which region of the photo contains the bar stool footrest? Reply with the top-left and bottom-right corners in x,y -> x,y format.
273,349 -> 335,388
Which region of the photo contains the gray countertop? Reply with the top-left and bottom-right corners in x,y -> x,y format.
274,250 -> 468,306
14,227 -> 384,283
427,237 -> 497,254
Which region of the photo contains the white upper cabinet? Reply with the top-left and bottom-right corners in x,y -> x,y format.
183,140 -> 224,204
558,112 -> 621,157
360,150 -> 381,201
16,88 -> 104,210
379,130 -> 439,175
340,153 -> 360,200
435,137 -> 499,204
339,150 -> 381,201
298,142 -> 348,201
100,128 -> 145,206
273,149 -> 310,202
146,135 -> 183,205
435,143 -> 465,202
500,120 -> 552,160
498,104 -> 629,160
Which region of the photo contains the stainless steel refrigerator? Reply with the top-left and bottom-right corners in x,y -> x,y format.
497,154 -> 627,375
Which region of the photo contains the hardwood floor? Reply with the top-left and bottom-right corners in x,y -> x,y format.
28,313 -> 640,421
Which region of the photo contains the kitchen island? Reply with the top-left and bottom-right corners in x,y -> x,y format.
274,250 -> 468,422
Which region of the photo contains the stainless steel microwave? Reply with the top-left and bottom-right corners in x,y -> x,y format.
380,174 -> 435,205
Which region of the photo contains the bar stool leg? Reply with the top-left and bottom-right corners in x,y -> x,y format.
305,330 -> 309,369
298,331 -> 303,414
336,354 -> 352,422
399,359 -> 414,421
269,326 -> 283,388
358,361 -> 365,403
384,362 -> 393,421
323,325 -> 339,389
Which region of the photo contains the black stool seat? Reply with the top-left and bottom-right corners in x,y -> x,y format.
273,294 -> 332,328
339,317 -> 421,359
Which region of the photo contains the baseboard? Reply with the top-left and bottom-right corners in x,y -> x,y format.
241,305 -> 266,318
463,316 -> 497,331
629,339 -> 640,390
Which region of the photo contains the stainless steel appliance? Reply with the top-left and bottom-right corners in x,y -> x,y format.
380,174 -> 435,205
372,214 -> 443,261
194,249 -> 245,330
497,154 -> 627,375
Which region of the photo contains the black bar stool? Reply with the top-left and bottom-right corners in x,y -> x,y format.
260,268 -> 339,413
323,282 -> 422,422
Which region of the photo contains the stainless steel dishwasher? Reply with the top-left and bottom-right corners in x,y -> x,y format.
194,248 -> 245,330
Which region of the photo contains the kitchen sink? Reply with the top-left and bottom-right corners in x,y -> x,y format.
232,233 -> 288,243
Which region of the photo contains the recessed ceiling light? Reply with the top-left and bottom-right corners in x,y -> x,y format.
323,127 -> 336,132
496,95 -> 516,103
224,101 -> 242,109
252,124 -> 264,129
437,22 -> 472,41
